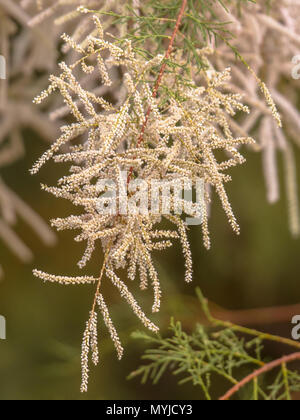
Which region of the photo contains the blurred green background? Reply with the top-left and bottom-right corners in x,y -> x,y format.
0,127 -> 300,400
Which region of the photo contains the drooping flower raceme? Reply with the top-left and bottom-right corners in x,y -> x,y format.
31,14 -> 255,391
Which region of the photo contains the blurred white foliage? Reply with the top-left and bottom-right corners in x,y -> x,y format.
213,0 -> 300,235
0,0 -> 57,278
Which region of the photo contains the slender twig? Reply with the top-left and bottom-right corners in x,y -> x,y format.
181,292 -> 300,327
137,0 -> 187,144
196,287 -> 300,351
219,353 -> 300,401
211,303 -> 300,327
127,0 -> 188,184
86,245 -> 111,331
92,247 -> 111,313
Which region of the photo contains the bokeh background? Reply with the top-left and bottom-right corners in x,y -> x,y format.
0,130 -> 300,400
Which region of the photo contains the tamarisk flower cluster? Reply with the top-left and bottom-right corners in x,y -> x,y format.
214,0 -> 300,236
22,0 -> 134,123
31,14 -> 254,391
25,1 -> 298,235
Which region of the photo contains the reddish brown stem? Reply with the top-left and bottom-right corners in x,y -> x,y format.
219,352 -> 300,401
127,0 -> 188,185
212,303 -> 300,327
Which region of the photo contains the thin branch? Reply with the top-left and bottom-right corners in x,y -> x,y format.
212,303 -> 300,327
196,288 -> 300,351
137,0 -> 187,145
86,244 -> 112,333
174,295 -> 300,331
127,0 -> 188,184
219,353 -> 300,401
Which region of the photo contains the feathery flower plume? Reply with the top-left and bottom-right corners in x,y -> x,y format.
31,8 -> 257,391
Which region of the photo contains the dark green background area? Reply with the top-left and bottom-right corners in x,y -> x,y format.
0,128 -> 300,400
